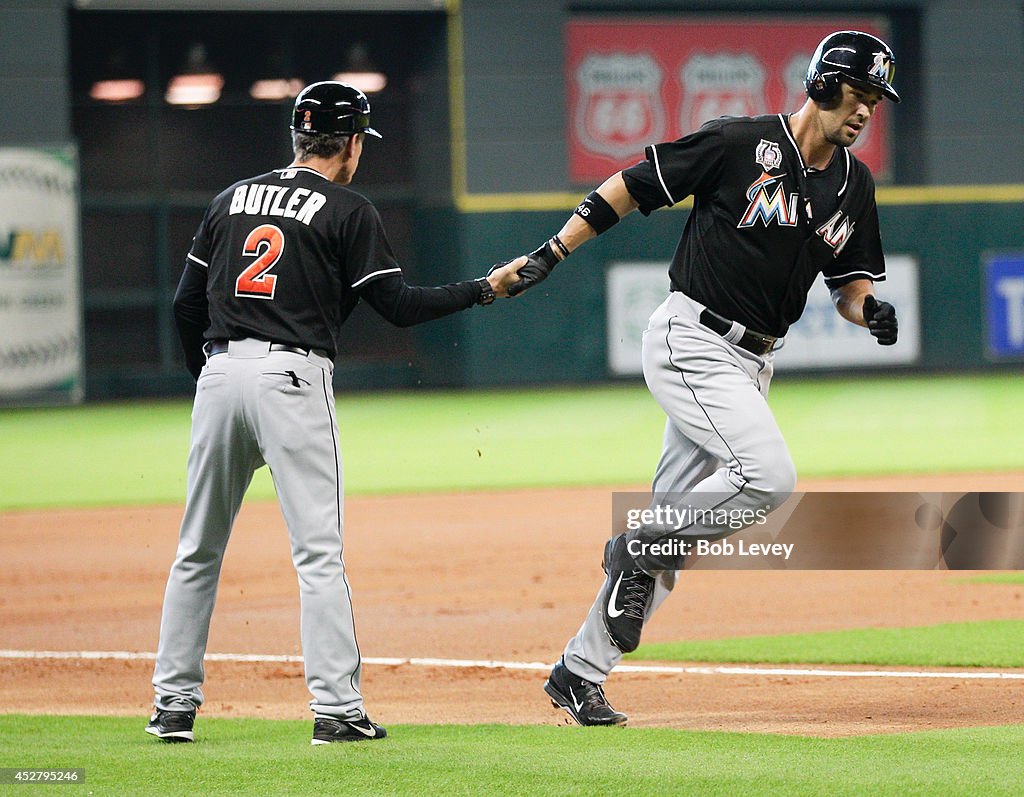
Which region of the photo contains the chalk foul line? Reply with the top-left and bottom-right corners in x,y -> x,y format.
2,650 -> 1023,680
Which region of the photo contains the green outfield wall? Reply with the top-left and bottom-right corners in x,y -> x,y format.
5,4 -> 1022,401
409,198 -> 1024,388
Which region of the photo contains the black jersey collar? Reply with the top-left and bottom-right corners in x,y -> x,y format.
274,165 -> 331,182
777,113 -> 851,197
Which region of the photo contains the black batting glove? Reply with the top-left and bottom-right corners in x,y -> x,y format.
507,241 -> 559,297
862,294 -> 898,346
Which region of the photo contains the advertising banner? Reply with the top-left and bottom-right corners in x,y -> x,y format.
0,147 -> 83,404
774,255 -> 919,370
984,252 -> 1024,360
567,17 -> 892,183
605,256 -> 919,376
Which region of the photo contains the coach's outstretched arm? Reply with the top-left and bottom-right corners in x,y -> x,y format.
359,259 -> 522,328
507,173 -> 640,297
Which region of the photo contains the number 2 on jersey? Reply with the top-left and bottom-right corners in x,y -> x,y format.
235,224 -> 285,300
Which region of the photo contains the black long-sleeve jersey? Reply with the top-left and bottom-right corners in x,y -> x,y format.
622,114 -> 886,337
173,166 -> 481,378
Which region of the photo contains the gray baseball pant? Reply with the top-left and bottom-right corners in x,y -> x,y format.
564,291 -> 796,682
152,338 -> 364,720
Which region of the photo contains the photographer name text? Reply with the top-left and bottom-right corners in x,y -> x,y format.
627,538 -> 795,560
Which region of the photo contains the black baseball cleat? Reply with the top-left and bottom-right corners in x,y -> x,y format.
544,659 -> 627,726
600,533 -> 656,653
145,708 -> 195,743
311,714 -> 387,745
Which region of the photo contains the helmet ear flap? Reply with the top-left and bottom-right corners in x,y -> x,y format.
805,71 -> 838,103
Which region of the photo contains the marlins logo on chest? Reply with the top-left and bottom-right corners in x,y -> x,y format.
738,139 -> 798,229
737,171 -> 799,228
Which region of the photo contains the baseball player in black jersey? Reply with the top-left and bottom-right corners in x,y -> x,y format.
505,31 -> 901,726
146,81 -> 521,745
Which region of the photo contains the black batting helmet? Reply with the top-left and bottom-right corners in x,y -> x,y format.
804,30 -> 900,104
290,81 -> 382,138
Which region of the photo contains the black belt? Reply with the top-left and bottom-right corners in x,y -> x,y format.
207,339 -> 310,357
698,309 -> 777,356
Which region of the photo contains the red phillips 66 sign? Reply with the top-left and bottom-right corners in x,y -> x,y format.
566,17 -> 892,183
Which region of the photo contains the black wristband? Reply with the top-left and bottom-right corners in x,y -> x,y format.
475,276 -> 496,305
550,235 -> 570,260
574,191 -> 619,235
533,241 -> 560,270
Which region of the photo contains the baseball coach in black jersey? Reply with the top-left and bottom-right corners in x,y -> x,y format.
147,81 -> 522,746
502,31 -> 902,727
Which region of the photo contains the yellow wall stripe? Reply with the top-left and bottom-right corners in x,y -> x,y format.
447,0 -> 468,202
875,184 -> 1024,205
454,185 -> 1024,214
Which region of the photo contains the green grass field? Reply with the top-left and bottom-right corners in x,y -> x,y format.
3,372 -> 1022,795
630,620 -> 1024,668
1,716 -> 1022,797
958,573 -> 1024,585
0,373 -> 1021,510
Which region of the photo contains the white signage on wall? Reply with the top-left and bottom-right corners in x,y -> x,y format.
775,255 -> 920,370
0,147 -> 83,403
606,256 -> 920,376
605,262 -> 671,376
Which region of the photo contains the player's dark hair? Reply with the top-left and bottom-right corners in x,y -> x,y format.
292,131 -> 351,162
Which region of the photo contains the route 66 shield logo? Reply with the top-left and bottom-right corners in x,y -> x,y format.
679,53 -> 765,133
574,52 -> 665,159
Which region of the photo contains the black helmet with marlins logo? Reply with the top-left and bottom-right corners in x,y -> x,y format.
804,30 -> 900,104
291,81 -> 383,138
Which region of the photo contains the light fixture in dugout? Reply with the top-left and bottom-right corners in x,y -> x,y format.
89,50 -> 145,102
331,42 -> 387,94
90,78 -> 145,102
166,43 -> 224,107
249,47 -> 304,101
249,78 -> 305,101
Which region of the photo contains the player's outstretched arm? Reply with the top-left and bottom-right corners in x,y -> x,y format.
830,279 -> 898,345
506,173 -> 640,297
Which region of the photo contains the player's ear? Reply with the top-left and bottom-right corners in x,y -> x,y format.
343,134 -> 361,159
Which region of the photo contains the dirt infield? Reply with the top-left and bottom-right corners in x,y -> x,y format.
2,474 -> 1023,737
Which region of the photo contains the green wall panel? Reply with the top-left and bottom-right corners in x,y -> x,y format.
879,203 -> 1024,368
444,201 -> 1024,384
